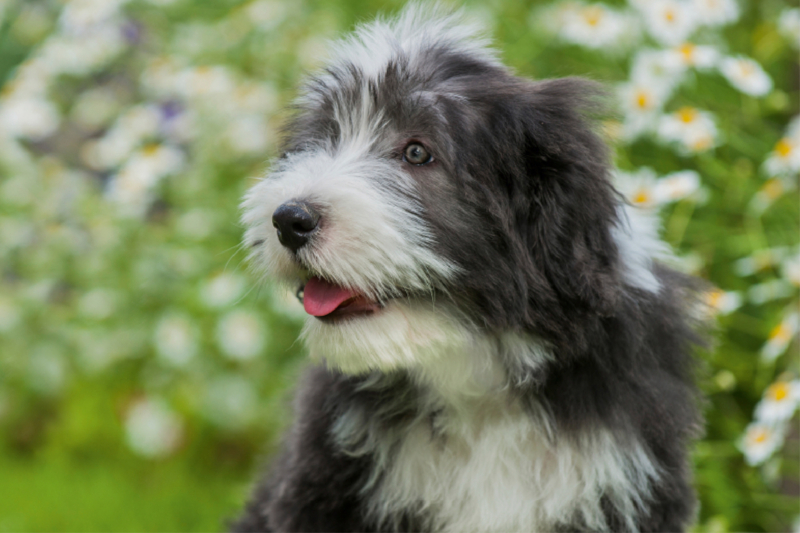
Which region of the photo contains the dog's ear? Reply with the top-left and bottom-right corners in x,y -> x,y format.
511,77 -> 622,315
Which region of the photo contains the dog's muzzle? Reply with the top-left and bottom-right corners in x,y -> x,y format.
272,200 -> 320,253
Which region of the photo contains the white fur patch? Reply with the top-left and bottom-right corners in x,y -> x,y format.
370,398 -> 658,533
613,204 -> 672,294
300,3 -> 501,106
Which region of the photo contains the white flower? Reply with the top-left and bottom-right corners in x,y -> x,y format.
719,56 -> 773,97
558,3 -> 637,50
630,48 -> 686,90
654,170 -> 702,202
201,273 -> 246,308
125,398 -> 183,458
82,104 -> 161,170
734,247 -> 790,277
667,42 -> 720,69
639,0 -> 698,46
105,144 -> 185,216
202,375 -> 258,431
754,380 -> 800,424
705,289 -> 742,315
59,0 -> 129,33
748,279 -> 795,305
658,107 -> 718,153
154,314 -> 198,367
779,8 -> 800,50
691,0 -> 739,27
763,117 -> 800,178
618,81 -> 671,138
762,312 -> 799,362
216,310 -> 266,361
749,178 -> 794,214
0,96 -> 60,140
781,252 -> 800,288
175,65 -> 236,101
37,26 -> 126,76
615,167 -> 660,207
740,421 -> 786,466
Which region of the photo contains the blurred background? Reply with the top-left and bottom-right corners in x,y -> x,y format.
0,0 -> 797,530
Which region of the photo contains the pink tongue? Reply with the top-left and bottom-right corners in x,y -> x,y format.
303,277 -> 357,317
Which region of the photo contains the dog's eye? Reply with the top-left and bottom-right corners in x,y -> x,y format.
403,143 -> 433,165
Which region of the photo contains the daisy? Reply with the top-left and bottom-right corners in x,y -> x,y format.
154,313 -> 198,367
781,252 -> 800,288
216,310 -> 266,361
668,42 -> 720,70
748,279 -> 796,305
740,421 -> 786,466
614,167 -> 660,207
653,170 -> 702,202
630,48 -> 686,90
733,247 -> 790,277
763,116 -> 800,178
754,379 -> 800,424
658,107 -> 718,153
201,273 -> 246,308
125,398 -> 184,458
705,288 -> 742,316
618,81 -> 671,138
639,0 -> 698,46
761,311 -> 799,362
559,3 -> 635,50
719,56 -> 773,97
748,178 -> 794,214
691,0 -> 739,27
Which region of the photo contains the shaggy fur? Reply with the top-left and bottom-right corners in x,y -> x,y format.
235,5 -> 704,532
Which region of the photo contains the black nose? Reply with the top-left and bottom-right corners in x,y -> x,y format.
272,201 -> 320,253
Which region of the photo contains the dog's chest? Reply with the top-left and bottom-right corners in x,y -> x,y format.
371,408 -> 603,533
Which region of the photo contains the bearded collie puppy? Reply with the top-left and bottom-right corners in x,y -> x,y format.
234,5 -> 704,532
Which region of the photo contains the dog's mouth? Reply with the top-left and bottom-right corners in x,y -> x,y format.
300,277 -> 383,323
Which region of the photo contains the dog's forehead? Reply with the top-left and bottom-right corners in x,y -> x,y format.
288,7 -> 505,147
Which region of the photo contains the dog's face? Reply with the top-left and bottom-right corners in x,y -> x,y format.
242,8 -> 627,374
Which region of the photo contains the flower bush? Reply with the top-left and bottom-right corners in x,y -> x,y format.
0,0 -> 797,531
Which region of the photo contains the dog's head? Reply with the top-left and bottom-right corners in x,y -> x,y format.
242,6 -> 659,375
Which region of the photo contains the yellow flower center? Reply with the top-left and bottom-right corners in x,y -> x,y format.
583,6 -> 604,27
738,61 -> 754,77
633,189 -> 651,205
767,382 -> 790,402
677,107 -> 697,123
769,322 -> 792,342
664,8 -> 676,22
775,138 -> 793,158
706,289 -> 723,308
679,43 -> 695,62
635,91 -> 650,109
142,143 -> 160,156
751,428 -> 769,444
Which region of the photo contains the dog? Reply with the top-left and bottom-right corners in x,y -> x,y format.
235,5 -> 704,532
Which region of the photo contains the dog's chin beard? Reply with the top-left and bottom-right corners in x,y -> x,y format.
299,294 -> 472,376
